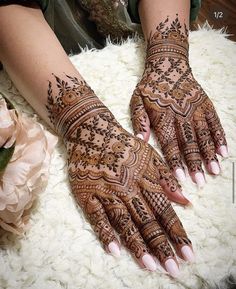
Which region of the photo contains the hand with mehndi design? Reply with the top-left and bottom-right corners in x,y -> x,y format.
130,16 -> 228,187
46,73 -> 194,277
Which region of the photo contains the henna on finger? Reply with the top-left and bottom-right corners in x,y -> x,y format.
176,120 -> 203,173
98,195 -> 149,258
203,99 -> 228,154
124,190 -> 176,264
140,149 -> 189,205
140,186 -> 194,262
84,194 -> 119,247
130,87 -> 150,140
151,110 -> 185,174
193,107 -> 220,174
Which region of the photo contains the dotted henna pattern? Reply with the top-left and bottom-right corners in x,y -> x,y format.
130,15 -> 227,173
45,73 -> 191,263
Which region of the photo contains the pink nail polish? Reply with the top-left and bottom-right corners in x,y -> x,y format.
219,145 -> 229,158
136,134 -> 144,140
209,161 -> 220,175
181,245 -> 195,263
174,190 -> 191,204
175,168 -> 186,182
165,259 -> 180,278
142,254 -> 157,271
108,242 -> 120,257
194,172 -> 205,188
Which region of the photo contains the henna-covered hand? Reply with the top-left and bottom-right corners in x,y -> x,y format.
46,73 -> 194,277
130,16 -> 228,187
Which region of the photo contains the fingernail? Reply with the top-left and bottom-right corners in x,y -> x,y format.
209,161 -> 220,175
194,172 -> 205,188
108,242 -> 120,257
165,259 -> 180,278
185,201 -> 193,208
175,168 -> 186,182
136,133 -> 144,140
181,245 -> 195,263
175,190 -> 191,204
219,145 -> 228,157
142,254 -> 157,271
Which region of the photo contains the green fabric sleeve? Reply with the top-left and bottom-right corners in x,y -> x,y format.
35,0 -> 47,11
128,0 -> 201,23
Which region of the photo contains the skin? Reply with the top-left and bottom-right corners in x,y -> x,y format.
131,0 -> 228,187
0,2 -> 196,278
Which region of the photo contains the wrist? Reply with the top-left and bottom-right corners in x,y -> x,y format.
146,37 -> 189,62
145,15 -> 189,63
46,74 -> 107,139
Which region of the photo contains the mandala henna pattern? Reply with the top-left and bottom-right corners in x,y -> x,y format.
46,73 -> 191,263
130,15 -> 227,173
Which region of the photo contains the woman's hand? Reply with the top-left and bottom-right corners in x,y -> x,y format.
46,73 -> 194,277
130,17 -> 228,187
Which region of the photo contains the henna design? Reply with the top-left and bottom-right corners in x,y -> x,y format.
130,88 -> 150,134
46,73 -> 191,264
130,15 -> 227,173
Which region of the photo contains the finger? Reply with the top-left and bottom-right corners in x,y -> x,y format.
143,149 -> 190,205
152,112 -> 186,182
126,190 -> 180,278
204,99 -> 228,157
176,120 -> 206,187
98,194 -> 157,271
193,112 -> 220,175
130,88 -> 151,141
141,186 -> 195,264
81,193 -> 121,256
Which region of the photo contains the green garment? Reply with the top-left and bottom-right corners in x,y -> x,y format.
39,0 -> 201,23
0,0 -> 201,57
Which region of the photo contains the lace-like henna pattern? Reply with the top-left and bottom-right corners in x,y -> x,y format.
46,73 -> 191,263
130,15 -> 227,173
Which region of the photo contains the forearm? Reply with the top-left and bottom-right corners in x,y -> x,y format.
0,4 -> 86,134
138,0 -> 190,41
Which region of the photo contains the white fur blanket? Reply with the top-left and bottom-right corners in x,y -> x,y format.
0,26 -> 235,289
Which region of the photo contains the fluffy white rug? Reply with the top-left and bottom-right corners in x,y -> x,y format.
0,26 -> 236,289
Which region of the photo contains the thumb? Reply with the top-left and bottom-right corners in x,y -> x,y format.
130,88 -> 150,141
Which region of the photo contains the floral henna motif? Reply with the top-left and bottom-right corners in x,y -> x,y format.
130,15 -> 227,175
45,73 -> 191,264
130,89 -> 150,135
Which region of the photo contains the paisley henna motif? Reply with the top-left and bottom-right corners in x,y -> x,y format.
130,15 -> 227,174
45,73 -> 191,264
